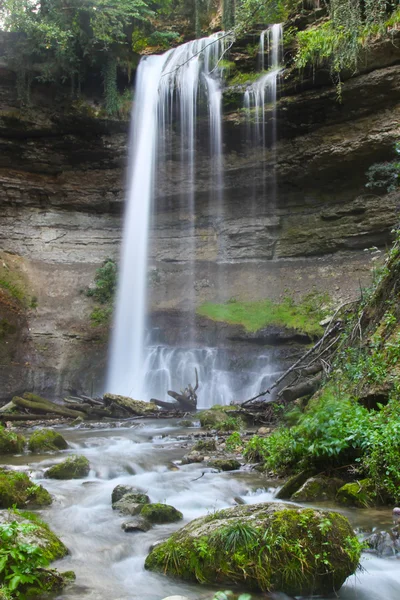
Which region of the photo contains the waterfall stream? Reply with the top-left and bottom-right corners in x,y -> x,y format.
107,33 -> 232,400
4,423 -> 399,600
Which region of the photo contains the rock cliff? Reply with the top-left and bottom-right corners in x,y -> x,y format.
0,26 -> 399,400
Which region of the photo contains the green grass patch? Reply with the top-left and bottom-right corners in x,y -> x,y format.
197,294 -> 329,337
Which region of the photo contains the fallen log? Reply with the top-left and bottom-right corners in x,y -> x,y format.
280,374 -> 323,403
0,401 -> 17,413
0,413 -> 62,421
151,398 -> 183,411
14,396 -> 86,419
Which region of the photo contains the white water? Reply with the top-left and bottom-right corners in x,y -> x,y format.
245,24 -> 283,148
108,33 -> 231,399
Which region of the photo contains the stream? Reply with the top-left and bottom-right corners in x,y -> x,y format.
2,420 -> 399,600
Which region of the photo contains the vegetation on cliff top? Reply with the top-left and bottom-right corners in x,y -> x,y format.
197,293 -> 329,337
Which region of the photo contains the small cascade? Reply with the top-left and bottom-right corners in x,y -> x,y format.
245,23 -> 283,148
107,33 -> 231,399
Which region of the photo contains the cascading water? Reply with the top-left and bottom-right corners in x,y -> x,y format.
245,23 -> 283,148
107,33 -> 231,399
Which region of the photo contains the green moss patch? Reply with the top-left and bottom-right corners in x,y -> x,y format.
44,456 -> 90,480
0,469 -> 52,508
197,294 -> 329,337
336,479 -> 376,508
0,427 -> 26,454
28,429 -> 69,453
140,503 -> 183,524
145,503 -> 361,596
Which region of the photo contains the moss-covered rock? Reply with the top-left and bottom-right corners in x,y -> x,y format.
0,469 -> 52,508
0,427 -> 25,454
0,510 -> 72,595
208,459 -> 241,472
145,503 -> 361,596
181,451 -> 204,464
28,429 -> 69,453
178,420 -> 194,427
103,393 -> 158,416
275,469 -> 315,500
198,410 -> 227,428
291,476 -> 345,502
111,484 -> 147,504
192,439 -> 216,452
0,510 -> 68,562
140,503 -> 183,524
44,455 -> 90,480
336,479 -> 376,508
113,491 -> 150,515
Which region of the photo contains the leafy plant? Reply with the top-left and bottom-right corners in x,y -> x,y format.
366,142 -> 400,193
0,520 -> 49,594
225,431 -> 242,451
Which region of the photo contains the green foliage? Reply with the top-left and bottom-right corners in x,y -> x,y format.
295,1 -> 399,84
0,0 -> 173,108
366,142 -> 400,192
213,416 -> 244,433
0,520 -> 49,594
0,428 -> 25,455
197,293 -> 329,337
87,258 -> 117,327
87,259 -> 117,304
225,431 -> 242,451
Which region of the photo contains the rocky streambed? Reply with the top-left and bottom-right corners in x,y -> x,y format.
0,420 -> 399,600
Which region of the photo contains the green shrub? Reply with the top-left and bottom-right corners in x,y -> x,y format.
366,142 -> 400,193
0,520 -> 49,594
86,259 -> 117,304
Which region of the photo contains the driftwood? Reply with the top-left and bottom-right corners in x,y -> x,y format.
0,413 -> 63,422
13,395 -> 86,419
153,368 -> 199,412
241,309 -> 350,408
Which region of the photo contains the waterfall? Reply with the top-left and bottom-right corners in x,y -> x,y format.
107,33 -> 230,399
245,24 -> 283,148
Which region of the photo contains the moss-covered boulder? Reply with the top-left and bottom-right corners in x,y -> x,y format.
192,439 -> 216,452
140,503 -> 183,524
0,510 -> 68,562
103,393 -> 158,416
0,469 -> 52,508
208,459 -> 241,472
291,476 -> 345,502
145,503 -> 361,596
0,427 -> 25,454
181,451 -> 204,465
336,479 -> 376,508
275,469 -> 315,500
28,429 -> 69,453
44,455 -> 90,480
198,410 -> 227,428
0,510 -> 73,595
111,484 -> 147,504
113,492 -> 150,516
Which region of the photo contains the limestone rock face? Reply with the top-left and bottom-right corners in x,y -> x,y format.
0,32 -> 399,399
145,503 -> 361,596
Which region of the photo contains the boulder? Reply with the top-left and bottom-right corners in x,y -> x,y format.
113,492 -> 150,516
275,470 -> 315,500
103,394 -> 158,416
0,510 -> 73,595
291,476 -> 345,502
198,410 -> 227,428
192,439 -> 216,452
181,451 -> 204,464
122,518 -> 152,533
336,479 -> 376,508
44,455 -> 90,480
178,420 -> 194,427
28,429 -> 69,453
365,527 -> 400,556
0,427 -> 25,454
111,484 -> 148,504
208,459 -> 241,472
0,468 -> 52,508
140,503 -> 183,524
145,503 -> 361,596
0,510 -> 68,562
